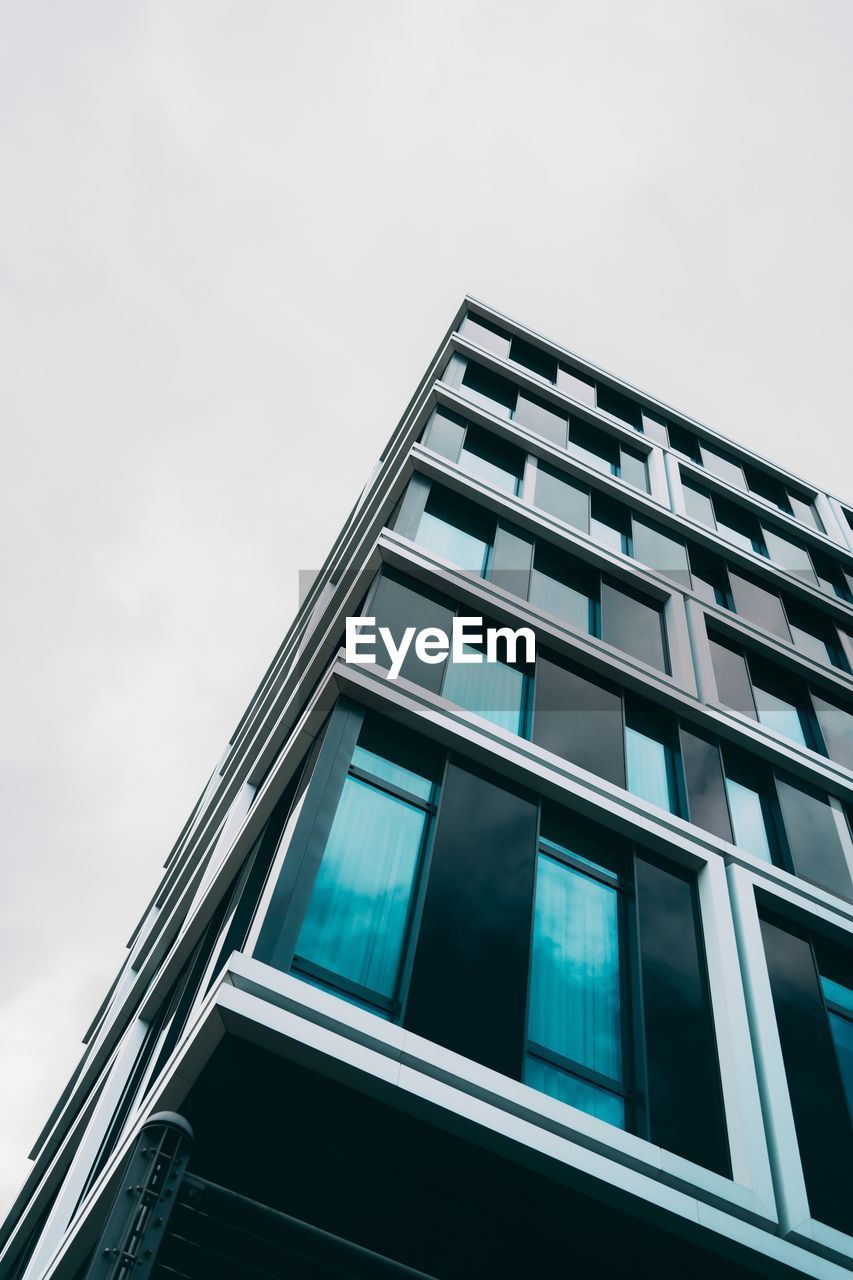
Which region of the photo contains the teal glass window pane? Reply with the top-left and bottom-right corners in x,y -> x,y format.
752,683 -> 809,749
416,501 -> 491,573
822,975 -> 853,1017
525,1055 -> 625,1127
527,852 -> 623,1089
625,725 -> 676,812
351,745 -> 434,802
529,561 -> 594,634
459,429 -> 523,496
725,776 -> 773,862
827,1011 -> 853,1119
716,510 -> 759,553
460,361 -> 516,418
590,495 -> 631,555
295,777 -> 427,1001
442,645 -> 527,734
763,528 -> 817,585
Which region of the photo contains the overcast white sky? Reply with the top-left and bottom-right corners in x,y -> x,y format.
1,0 -> 852,1220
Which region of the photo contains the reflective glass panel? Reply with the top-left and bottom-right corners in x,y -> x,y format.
725,776 -> 773,862
442,645 -> 527,734
459,428 -> 523,496
752,682 -> 809,749
626,724 -> 677,813
416,498 -> 492,573
295,776 -> 427,1001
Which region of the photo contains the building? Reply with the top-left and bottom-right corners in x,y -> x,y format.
2,298 -> 852,1279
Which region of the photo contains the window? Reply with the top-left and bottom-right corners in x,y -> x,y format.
701,445 -> 745,491
292,724 -> 438,1014
787,491 -> 824,533
441,635 -> 530,735
762,527 -> 817,585
514,389 -> 569,446
625,702 -> 681,814
600,579 -> 668,673
510,334 -> 557,382
422,405 -> 467,462
682,478 -> 716,527
460,361 -> 516,418
416,491 -> 493,573
811,548 -> 853,603
459,426 -> 524,496
714,496 -> 765,555
760,918 -> 853,1234
568,421 -> 649,492
632,517 -> 691,589
727,570 -> 790,642
688,545 -> 732,607
556,363 -> 596,405
590,491 -> 631,555
641,410 -> 669,447
534,460 -> 590,532
811,692 -> 853,771
785,600 -> 848,671
596,384 -> 642,430
526,830 -> 628,1128
668,422 -> 701,463
819,950 -> 853,1121
723,754 -> 778,864
459,314 -> 511,359
529,544 -> 595,634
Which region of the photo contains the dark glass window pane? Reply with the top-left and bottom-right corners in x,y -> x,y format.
416,491 -> 493,574
422,406 -> 465,462
688,545 -> 731,607
514,391 -> 569,447
404,760 -> 538,1078
776,776 -> 853,901
590,492 -> 631,555
568,420 -> 618,476
788,492 -> 824,533
510,335 -> 557,382
744,464 -> 789,511
369,571 -> 456,693
812,693 -> 853,770
529,544 -> 595,634
620,444 -> 650,492
460,314 -> 511,359
761,918 -> 853,1234
709,636 -> 756,717
763,527 -> 817,585
641,411 -> 669,447
534,461 -> 590,533
668,422 -> 701,463
526,852 -> 625,1128
624,702 -> 680,814
811,549 -> 852,602
460,361 -> 516,418
459,427 -> 524,495
632,518 -> 691,589
701,445 -> 745,490
600,579 -> 668,673
532,655 -> 625,787
556,363 -> 597,405
715,497 -> 765,555
294,775 -> 428,1004
596,385 -> 642,430
680,726 -> 733,842
728,570 -> 791,642
635,856 -> 730,1175
682,479 -> 716,528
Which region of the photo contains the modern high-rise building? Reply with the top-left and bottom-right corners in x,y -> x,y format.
2,298 -> 852,1279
